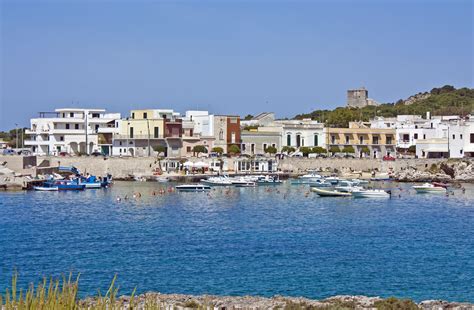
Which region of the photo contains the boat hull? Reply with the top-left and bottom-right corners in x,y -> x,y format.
352,190 -> 390,198
311,187 -> 352,197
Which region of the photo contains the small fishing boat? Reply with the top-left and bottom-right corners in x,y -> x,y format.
311,187 -> 352,197
48,179 -> 86,191
352,189 -> 390,198
325,176 -> 340,185
175,184 -> 211,192
34,184 -> 58,191
412,183 -> 447,193
79,175 -> 102,189
235,181 -> 257,187
309,179 -> 332,188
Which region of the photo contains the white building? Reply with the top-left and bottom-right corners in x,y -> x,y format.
415,114 -> 474,159
276,119 -> 325,149
184,111 -> 214,136
25,108 -> 121,155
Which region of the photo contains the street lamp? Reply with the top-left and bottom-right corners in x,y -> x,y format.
15,123 -> 18,150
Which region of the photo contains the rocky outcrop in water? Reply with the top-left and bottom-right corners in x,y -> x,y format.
395,160 -> 474,183
79,293 -> 474,309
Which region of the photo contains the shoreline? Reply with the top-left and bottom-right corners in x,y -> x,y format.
78,293 -> 474,309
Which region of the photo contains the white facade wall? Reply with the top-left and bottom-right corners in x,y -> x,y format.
184,111 -> 214,137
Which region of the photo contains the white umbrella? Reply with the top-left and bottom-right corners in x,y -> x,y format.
194,161 -> 209,168
183,161 -> 194,167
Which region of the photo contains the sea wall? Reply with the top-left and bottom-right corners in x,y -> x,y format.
278,157 -> 449,174
33,156 -> 470,179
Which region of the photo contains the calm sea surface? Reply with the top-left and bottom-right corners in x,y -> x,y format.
1,181 -> 473,302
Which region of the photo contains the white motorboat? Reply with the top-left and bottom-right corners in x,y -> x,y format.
155,176 -> 169,183
351,178 -> 369,185
412,183 -> 447,193
235,181 -> 257,187
175,184 -> 211,192
34,185 -> 58,191
256,175 -> 283,185
352,189 -> 390,198
299,171 -> 322,180
335,183 -> 364,193
200,176 -> 233,186
311,187 -> 352,197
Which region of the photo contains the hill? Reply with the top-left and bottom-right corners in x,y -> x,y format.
294,85 -> 474,127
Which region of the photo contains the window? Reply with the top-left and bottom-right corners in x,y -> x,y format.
95,125 -> 99,131
251,144 -> 255,153
130,127 -> 134,138
331,135 -> 336,144
119,141 -> 122,146
460,134 -> 463,139
143,112 -> 147,119
314,135 -> 318,146
431,123 -> 433,128
230,117 -> 238,124
345,135 -> 350,144
272,143 -> 276,148
414,133 -> 418,139
219,129 -> 224,140
452,134 -> 455,140
187,146 -> 191,152
372,136 -> 379,144
386,136 -> 393,144
471,134 -> 474,143
92,113 -> 100,118
460,149 -> 463,155
296,135 -> 301,147
60,136 -> 64,141
359,136 -> 363,144
66,124 -> 70,129
154,127 -> 159,138
75,124 -> 79,130
423,134 -> 426,139
231,132 -> 236,143
62,113 -> 65,118
132,113 -> 135,119
241,144 -> 246,151
263,143 -> 267,151
287,134 -> 291,146
70,112 -> 74,117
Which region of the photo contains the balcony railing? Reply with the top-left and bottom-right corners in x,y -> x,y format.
113,135 -> 164,140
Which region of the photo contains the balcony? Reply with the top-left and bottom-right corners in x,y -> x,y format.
113,135 -> 164,140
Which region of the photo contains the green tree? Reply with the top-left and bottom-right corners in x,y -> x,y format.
299,146 -> 313,157
312,146 -> 327,154
153,145 -> 167,157
360,146 -> 370,154
211,147 -> 224,154
281,146 -> 296,153
264,146 -> 277,154
192,145 -> 208,156
244,114 -> 254,120
408,145 -> 416,153
342,145 -> 355,153
228,144 -> 240,155
329,146 -> 341,154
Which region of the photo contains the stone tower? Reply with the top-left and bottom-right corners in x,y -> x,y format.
347,87 -> 369,108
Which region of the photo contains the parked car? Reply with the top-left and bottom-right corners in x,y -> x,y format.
383,155 -> 396,161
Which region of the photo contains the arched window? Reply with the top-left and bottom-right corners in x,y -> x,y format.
314,134 -> 318,146
287,134 -> 291,146
296,134 -> 301,148
219,129 -> 224,140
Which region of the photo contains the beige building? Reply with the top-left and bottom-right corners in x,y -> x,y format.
325,122 -> 396,158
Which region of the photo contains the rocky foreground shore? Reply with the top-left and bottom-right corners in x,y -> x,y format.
79,293 -> 474,309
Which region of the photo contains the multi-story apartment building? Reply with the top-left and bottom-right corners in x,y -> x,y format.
25,108 -> 121,155
112,109 -> 183,157
325,121 -> 396,158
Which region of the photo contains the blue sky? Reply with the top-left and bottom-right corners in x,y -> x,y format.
1,0 -> 472,130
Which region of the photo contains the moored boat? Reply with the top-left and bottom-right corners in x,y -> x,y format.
413,183 -> 447,193
311,187 -> 352,197
34,184 -> 58,191
351,189 -> 390,198
176,184 -> 211,192
200,176 -> 233,186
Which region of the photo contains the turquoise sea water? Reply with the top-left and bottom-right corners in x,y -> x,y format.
1,181 -> 473,302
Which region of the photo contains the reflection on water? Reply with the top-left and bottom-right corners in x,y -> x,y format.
0,181 -> 473,301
